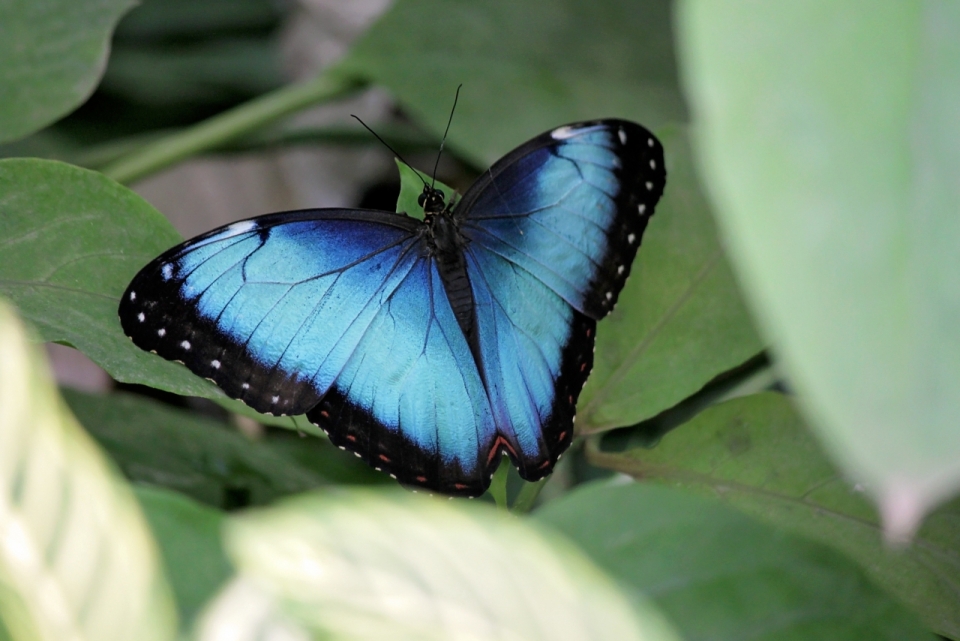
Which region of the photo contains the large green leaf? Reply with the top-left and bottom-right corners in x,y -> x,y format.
64,389 -> 387,509
577,126 -> 763,432
537,482 -> 935,641
0,298 -> 177,641
589,393 -> 960,638
0,158 -> 215,397
134,487 -> 232,632
0,0 -> 136,143
199,490 -> 680,641
676,2 -> 960,535
341,0 -> 685,167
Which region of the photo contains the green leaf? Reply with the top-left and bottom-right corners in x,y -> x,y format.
536,482 -> 935,641
394,159 -> 456,220
589,392 -> 960,639
676,2 -> 960,535
0,297 -> 178,641
0,0 -> 137,143
64,389 -> 387,509
341,0 -> 686,166
65,389 -> 321,507
134,487 -> 232,632
577,126 -> 763,432
200,490 -> 681,641
0,158 -> 219,398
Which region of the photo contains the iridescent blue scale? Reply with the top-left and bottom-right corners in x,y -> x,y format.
119,119 -> 666,496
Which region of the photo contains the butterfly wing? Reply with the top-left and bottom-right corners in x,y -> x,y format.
306,256 -> 497,496
121,210 -> 426,417
120,209 -> 497,495
458,119 -> 666,478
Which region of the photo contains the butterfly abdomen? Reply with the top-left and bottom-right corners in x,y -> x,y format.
427,212 -> 478,348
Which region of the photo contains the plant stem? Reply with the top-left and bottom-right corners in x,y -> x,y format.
489,460 -> 510,511
511,479 -> 547,514
100,67 -> 365,185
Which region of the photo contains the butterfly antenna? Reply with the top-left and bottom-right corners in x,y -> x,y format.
431,84 -> 462,189
351,114 -> 429,189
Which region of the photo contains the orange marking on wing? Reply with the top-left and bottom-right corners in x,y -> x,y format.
378,454 -> 391,463
346,434 -> 357,442
486,435 -> 518,466
416,475 -> 427,483
320,410 -> 330,418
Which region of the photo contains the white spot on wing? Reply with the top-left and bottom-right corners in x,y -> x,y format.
226,220 -> 256,236
638,204 -> 646,214
550,125 -> 578,140
617,265 -> 625,275
618,128 -> 627,145
211,359 -> 221,369
649,159 -> 656,169
181,340 -> 191,350
137,313 -> 145,322
242,383 -> 249,390
161,264 -> 173,280
647,138 -> 654,147
627,233 -> 636,244
129,291 -> 136,301
272,395 -> 279,404
157,328 -> 166,337
645,181 -> 654,191
605,292 -> 613,301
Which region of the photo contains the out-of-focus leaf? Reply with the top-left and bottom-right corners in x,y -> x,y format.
537,482 -> 935,641
100,40 -> 283,107
578,126 -> 763,433
342,0 -> 686,167
0,0 -> 137,143
589,392 -> 960,639
200,490 -> 681,641
65,389 -> 386,509
676,1 -> 960,536
134,487 -> 232,631
0,297 -> 177,641
113,0 -> 282,43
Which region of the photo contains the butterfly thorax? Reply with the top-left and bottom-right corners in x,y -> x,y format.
420,187 -> 479,354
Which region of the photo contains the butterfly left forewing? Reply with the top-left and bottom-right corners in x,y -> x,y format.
119,210 -> 423,417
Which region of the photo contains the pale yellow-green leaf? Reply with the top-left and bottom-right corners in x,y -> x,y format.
199,490 -> 679,641
0,298 -> 177,641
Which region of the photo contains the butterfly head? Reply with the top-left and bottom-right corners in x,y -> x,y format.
418,185 -> 448,216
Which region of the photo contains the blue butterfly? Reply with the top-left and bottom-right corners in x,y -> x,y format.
119,119 -> 666,496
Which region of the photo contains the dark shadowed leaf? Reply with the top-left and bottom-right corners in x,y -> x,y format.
588,392 -> 960,639
65,389 -> 388,509
135,487 -> 233,631
536,482 -> 935,641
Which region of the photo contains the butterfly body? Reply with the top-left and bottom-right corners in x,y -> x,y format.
120,119 -> 666,496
